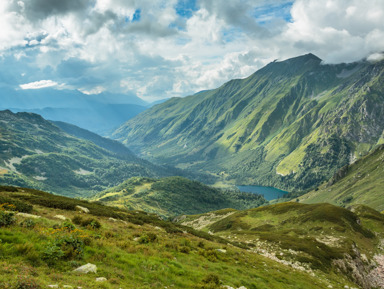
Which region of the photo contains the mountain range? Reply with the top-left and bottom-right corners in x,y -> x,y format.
0,110 -> 171,197
114,54 -> 384,192
1,87 -> 150,134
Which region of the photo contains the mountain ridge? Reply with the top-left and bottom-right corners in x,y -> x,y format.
113,54 -> 384,191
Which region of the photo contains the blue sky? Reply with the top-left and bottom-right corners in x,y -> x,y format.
0,0 -> 384,102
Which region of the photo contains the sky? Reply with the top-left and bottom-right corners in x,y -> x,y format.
1,0 -> 384,102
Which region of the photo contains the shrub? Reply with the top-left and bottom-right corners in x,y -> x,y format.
42,242 -> 64,266
14,275 -> 41,289
196,274 -> 222,289
20,219 -> 36,229
0,209 -> 16,227
0,197 -> 33,213
138,233 -> 158,244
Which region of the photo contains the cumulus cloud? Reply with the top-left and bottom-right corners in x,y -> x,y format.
0,0 -> 384,102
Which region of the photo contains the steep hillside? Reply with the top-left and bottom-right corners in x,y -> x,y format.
114,54 -> 384,191
95,176 -> 266,217
0,110 -> 171,197
0,185 -> 374,288
177,202 -> 384,289
299,144 -> 384,211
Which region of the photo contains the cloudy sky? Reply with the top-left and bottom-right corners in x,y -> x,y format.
1,0 -> 384,102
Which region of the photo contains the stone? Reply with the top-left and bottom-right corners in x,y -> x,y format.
75,205 -> 90,213
73,263 -> 97,274
238,287 -> 247,289
216,249 -> 227,253
16,212 -> 41,219
96,277 -> 107,282
47,285 -> 58,288
63,286 -> 74,289
54,215 -> 67,220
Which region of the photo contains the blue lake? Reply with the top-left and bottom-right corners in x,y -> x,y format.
237,185 -> 289,201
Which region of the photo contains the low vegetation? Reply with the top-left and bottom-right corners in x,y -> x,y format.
0,186 -> 362,288
95,176 -> 266,217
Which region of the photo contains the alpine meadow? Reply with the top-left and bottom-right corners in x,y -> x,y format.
1,1 -> 384,289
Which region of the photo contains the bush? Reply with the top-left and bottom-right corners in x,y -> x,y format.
72,215 -> 101,229
0,197 -> 33,213
138,233 -> 157,244
20,219 -> 36,229
0,210 -> 16,227
14,275 -> 41,289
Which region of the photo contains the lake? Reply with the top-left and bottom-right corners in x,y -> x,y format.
237,185 -> 289,201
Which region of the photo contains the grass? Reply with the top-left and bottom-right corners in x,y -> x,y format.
0,186 -> 356,289
300,144 -> 384,211
178,201 -> 384,285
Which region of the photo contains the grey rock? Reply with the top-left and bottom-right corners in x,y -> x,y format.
73,263 -> 97,274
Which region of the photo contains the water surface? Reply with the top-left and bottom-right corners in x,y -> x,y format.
237,185 -> 288,201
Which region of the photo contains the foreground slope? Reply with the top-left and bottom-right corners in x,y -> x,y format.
114,54 -> 384,191
299,144 -> 384,211
0,110 -> 170,196
177,202 -> 384,289
95,176 -> 266,217
0,185 -> 370,288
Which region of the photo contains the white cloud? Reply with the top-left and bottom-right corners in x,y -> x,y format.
1,0 -> 384,102
19,80 -> 58,89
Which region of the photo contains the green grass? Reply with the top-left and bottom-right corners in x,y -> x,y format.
178,201 -> 384,286
0,186 -> 357,289
300,144 -> 384,211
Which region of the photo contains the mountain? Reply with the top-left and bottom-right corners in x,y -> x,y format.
94,176 -> 266,217
1,87 -> 148,134
113,54 -> 384,191
177,202 -> 384,289
0,110 -> 172,197
298,144 -> 384,211
12,103 -> 147,135
1,185 -> 381,288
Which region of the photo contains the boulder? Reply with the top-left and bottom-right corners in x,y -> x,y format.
16,212 -> 41,219
75,205 -> 90,214
73,263 -> 97,274
54,215 -> 67,220
96,277 -> 107,282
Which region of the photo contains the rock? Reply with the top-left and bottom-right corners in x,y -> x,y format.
327,285 -> 333,288
54,215 -> 67,220
47,285 -> 58,288
344,286 -> 349,289
75,205 -> 90,214
16,212 -> 41,219
63,286 -> 74,289
109,217 -> 117,222
238,287 -> 247,289
96,277 -> 107,282
73,263 -> 97,274
216,249 -> 227,253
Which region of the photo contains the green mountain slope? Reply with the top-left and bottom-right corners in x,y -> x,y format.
0,110 -> 172,197
299,144 -> 384,211
95,176 -> 266,217
0,185 -> 378,288
114,54 -> 384,191
177,202 -> 384,289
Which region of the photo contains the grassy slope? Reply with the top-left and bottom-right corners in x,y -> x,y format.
299,144 -> 384,211
0,186 -> 355,289
177,202 -> 384,288
0,110 -> 170,197
94,176 -> 267,217
114,55 -> 384,191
